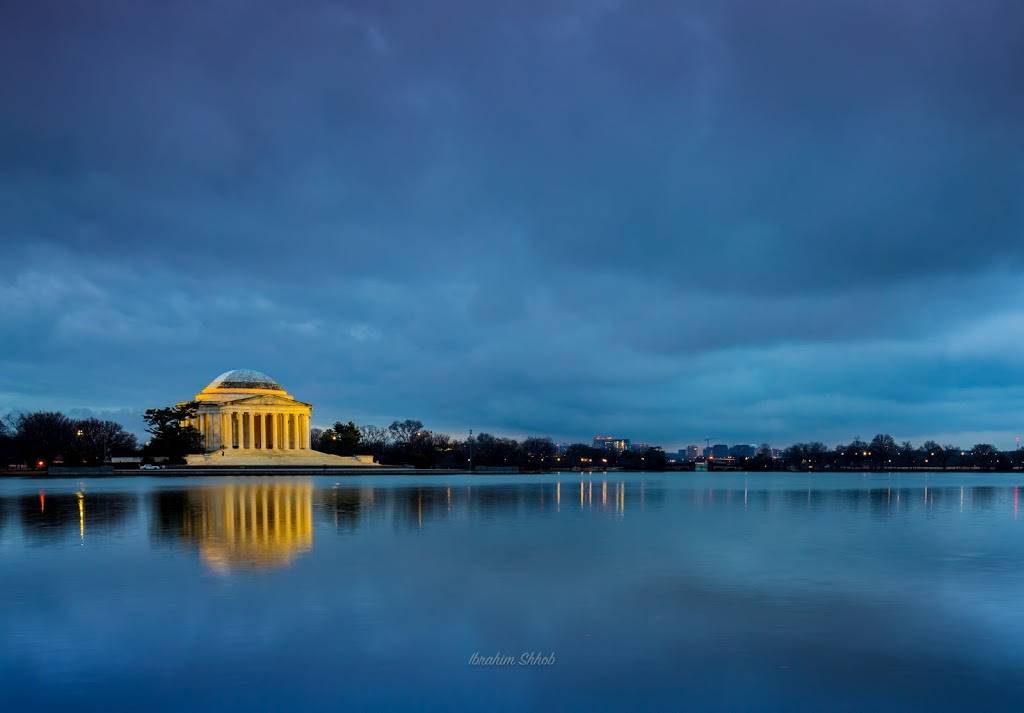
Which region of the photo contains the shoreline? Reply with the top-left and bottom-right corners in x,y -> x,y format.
6,467 -> 1024,478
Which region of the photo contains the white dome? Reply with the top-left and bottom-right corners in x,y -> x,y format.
204,369 -> 283,391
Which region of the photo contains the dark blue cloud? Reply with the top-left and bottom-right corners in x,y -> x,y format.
1,0 -> 1023,448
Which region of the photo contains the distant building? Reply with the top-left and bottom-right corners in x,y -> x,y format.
629,442 -> 650,452
686,445 -> 700,461
704,444 -> 729,459
729,444 -> 755,458
593,435 -> 630,452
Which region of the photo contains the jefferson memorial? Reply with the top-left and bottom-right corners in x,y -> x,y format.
183,369 -> 376,467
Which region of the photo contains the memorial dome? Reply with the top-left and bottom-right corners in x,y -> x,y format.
203,369 -> 284,393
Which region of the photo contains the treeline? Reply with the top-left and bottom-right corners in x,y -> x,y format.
313,419 -> 555,469
745,435 -> 1019,472
313,419 -> 669,470
0,412 -> 138,468
4,410 -> 1021,473
0,406 -> 202,468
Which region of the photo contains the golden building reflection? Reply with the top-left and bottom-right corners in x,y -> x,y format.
178,481 -> 314,572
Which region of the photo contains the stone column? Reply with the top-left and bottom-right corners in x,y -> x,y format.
269,413 -> 277,451
243,412 -> 251,449
289,414 -> 295,449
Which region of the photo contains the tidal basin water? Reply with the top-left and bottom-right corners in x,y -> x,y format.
2,473 -> 1024,712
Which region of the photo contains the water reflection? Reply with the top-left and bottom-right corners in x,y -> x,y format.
4,477 -> 1024,566
311,480 -> 1024,530
152,481 -> 313,572
17,489 -> 137,544
316,486 -> 375,533
5,474 -> 1024,711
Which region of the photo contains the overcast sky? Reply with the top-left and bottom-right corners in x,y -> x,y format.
2,0 -> 1023,449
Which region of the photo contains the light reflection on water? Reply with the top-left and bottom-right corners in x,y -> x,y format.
2,472 -> 1024,711
151,482 -> 314,572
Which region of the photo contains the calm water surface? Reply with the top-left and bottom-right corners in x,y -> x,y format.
1,472 -> 1023,711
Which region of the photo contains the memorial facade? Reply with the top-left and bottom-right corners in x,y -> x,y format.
183,369 -> 375,466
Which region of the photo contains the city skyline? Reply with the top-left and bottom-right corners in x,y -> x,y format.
3,1 -> 1024,448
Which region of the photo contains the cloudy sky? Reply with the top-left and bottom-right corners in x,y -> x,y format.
1,0 -> 1022,449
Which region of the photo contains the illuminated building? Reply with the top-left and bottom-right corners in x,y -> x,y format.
593,435 -> 630,452
183,369 -> 376,466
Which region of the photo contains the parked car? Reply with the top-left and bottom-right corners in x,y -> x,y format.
139,463 -> 163,471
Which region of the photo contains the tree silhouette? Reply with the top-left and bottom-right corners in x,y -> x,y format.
143,402 -> 203,463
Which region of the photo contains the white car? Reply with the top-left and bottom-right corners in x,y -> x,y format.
139,463 -> 163,471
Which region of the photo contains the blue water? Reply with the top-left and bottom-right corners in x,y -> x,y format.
1,473 -> 1022,711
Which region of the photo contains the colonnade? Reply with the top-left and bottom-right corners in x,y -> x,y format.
193,410 -> 310,452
